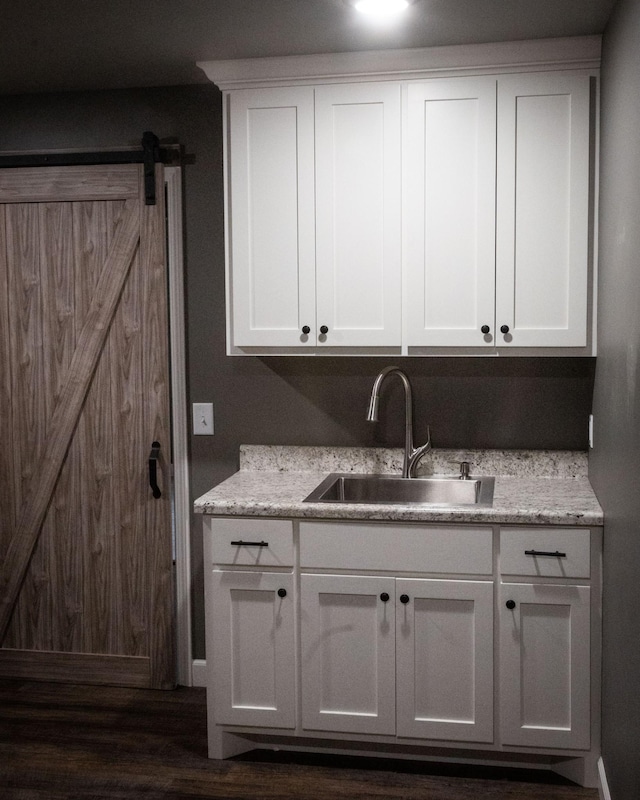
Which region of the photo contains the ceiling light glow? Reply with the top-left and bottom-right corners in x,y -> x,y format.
354,0 -> 410,16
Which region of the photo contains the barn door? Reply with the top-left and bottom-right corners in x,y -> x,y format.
0,164 -> 175,689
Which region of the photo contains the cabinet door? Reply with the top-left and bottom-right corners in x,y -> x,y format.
496,74 -> 591,347
301,573 -> 396,734
228,87 -> 316,347
207,570 -> 295,728
500,583 -> 591,749
405,78 -> 497,347
396,578 -> 494,742
315,83 -> 402,346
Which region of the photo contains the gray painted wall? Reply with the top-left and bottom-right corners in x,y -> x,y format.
590,0 -> 640,796
0,85 -> 595,662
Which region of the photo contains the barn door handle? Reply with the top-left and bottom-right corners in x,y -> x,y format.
149,441 -> 162,499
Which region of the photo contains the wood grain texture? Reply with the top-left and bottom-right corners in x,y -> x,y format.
4,203 -> 47,650
74,199 -> 123,656
0,198 -> 140,642
0,680 -> 598,800
141,165 -> 175,689
111,207 -> 147,660
0,651 -> 150,686
0,164 -> 140,203
0,206 -> 15,559
0,164 -> 174,688
39,202 -> 78,653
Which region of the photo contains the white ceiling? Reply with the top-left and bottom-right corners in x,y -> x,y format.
0,0 -> 617,95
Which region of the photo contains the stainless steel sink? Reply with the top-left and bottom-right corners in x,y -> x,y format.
304,473 -> 495,507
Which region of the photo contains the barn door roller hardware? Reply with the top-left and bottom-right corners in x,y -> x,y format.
0,131 -> 178,205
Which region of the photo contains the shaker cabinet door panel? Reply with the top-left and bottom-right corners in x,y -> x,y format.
228,88 -> 316,347
208,570 -> 295,728
301,573 -> 396,734
496,74 -> 591,347
315,83 -> 402,346
405,78 -> 497,347
500,582 -> 591,749
396,578 -> 494,742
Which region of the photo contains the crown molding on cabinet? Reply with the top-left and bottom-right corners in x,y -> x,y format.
198,35 -> 601,90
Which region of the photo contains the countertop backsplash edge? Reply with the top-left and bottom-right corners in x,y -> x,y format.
239,444 -> 589,479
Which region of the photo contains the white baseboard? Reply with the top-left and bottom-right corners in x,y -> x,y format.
191,659 -> 207,687
598,757 -> 611,800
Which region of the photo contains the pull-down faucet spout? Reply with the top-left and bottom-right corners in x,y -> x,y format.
366,366 -> 431,478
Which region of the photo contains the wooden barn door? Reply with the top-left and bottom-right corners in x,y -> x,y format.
0,164 -> 175,689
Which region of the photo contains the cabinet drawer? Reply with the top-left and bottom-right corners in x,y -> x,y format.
300,521 -> 492,575
208,518 -> 294,567
500,528 -> 590,578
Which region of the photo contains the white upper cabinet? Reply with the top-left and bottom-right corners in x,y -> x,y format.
228,87 -> 316,348
405,78 -> 497,347
227,82 -> 401,350
211,40 -> 598,355
496,74 -> 591,348
315,83 -> 402,347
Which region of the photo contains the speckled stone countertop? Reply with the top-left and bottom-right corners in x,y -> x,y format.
194,445 -> 603,526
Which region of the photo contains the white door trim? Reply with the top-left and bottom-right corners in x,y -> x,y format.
165,166 -> 192,686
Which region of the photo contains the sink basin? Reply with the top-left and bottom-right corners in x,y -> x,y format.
304,473 -> 495,507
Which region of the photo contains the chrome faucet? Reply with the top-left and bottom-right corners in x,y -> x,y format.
366,366 -> 431,478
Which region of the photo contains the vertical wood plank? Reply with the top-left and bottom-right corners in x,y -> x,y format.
38,202 -> 79,652
73,197 -> 112,653
0,206 -> 16,565
3,204 -> 46,649
141,165 -> 175,688
74,200 -> 120,655
110,197 -> 146,658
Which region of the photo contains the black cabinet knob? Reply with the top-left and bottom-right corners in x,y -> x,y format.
301,325 -> 310,335
277,588 -> 287,599
380,592 -> 390,602
481,325 -> 490,334
506,599 -> 516,610
500,325 -> 510,334
400,594 -> 410,605
319,325 -> 329,335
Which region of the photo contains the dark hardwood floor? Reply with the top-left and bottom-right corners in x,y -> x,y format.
0,679 -> 598,799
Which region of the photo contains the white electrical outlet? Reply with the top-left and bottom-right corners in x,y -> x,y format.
193,403 -> 214,435
588,414 -> 594,449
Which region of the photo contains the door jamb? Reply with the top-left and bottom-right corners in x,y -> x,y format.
165,166 -> 192,686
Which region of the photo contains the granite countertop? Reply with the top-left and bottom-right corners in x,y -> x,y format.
194,445 -> 603,527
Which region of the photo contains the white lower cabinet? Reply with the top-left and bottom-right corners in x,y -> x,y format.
395,578 -> 494,742
301,574 -> 493,742
204,518 -> 601,787
499,582 -> 591,750
301,573 -> 396,735
498,525 -> 594,751
208,570 -> 295,728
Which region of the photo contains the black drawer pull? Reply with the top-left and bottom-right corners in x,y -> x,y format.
524,549 -> 567,558
230,540 -> 269,547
